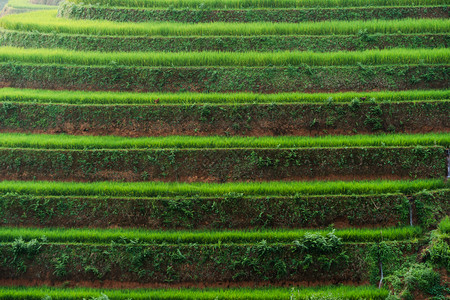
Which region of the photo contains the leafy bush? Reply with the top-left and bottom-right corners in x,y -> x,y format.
294,230 -> 342,254
385,263 -> 444,299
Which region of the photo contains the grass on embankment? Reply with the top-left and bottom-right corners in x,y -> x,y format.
1,11 -> 448,36
0,226 -> 423,243
67,0 -> 447,9
438,216 -> 450,234
0,47 -> 447,66
4,0 -> 55,9
0,179 -> 446,197
1,132 -> 449,149
0,285 -> 390,300
1,88 -> 448,104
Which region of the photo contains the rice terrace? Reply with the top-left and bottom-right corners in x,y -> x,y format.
0,0 -> 448,298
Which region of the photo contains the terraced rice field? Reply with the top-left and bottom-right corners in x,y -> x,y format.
0,0 -> 448,298
0,0 -> 58,17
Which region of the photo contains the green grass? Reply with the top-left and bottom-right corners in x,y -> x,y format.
3,0 -> 54,9
2,11 -> 448,36
0,180 -> 446,197
0,226 -> 423,243
1,88 -> 448,105
0,285 -> 390,300
0,47 -> 447,66
438,216 -> 450,234
68,0 -> 448,9
1,133 -> 449,149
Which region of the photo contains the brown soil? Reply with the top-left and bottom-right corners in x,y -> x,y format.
0,173 -> 430,183
0,278 -> 370,289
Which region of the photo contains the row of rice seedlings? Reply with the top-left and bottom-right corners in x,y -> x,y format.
67,0 -> 448,9
0,226 -> 423,243
0,285 -> 390,300
1,88 -> 448,105
0,179 -> 446,197
1,133 -> 449,150
0,47 -> 447,66
2,11 -> 448,36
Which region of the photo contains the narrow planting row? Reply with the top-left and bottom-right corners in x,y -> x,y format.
0,47 -> 448,66
1,133 -> 449,149
0,286 -> 391,300
2,88 -> 447,104
0,226 -> 423,244
2,12 -> 448,36
0,179 -> 445,197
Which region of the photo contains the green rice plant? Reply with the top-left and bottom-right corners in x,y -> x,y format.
0,132 -> 449,149
0,285 -> 389,300
0,88 -> 447,105
1,11 -> 448,36
0,226 -> 423,243
0,47 -> 447,66
0,179 -> 446,197
67,0 -> 449,9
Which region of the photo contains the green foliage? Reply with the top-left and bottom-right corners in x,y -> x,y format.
426,217 -> 450,271
11,237 -> 41,258
66,0 -> 447,9
428,237 -> 449,271
58,2 -> 449,24
438,216 -> 450,234
294,231 -> 342,254
7,237 -> 42,274
2,191 -> 439,230
53,253 -> 70,278
368,241 -> 404,285
1,30 -> 446,52
0,63 -> 444,93
0,146 -> 444,182
385,263 -> 445,298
